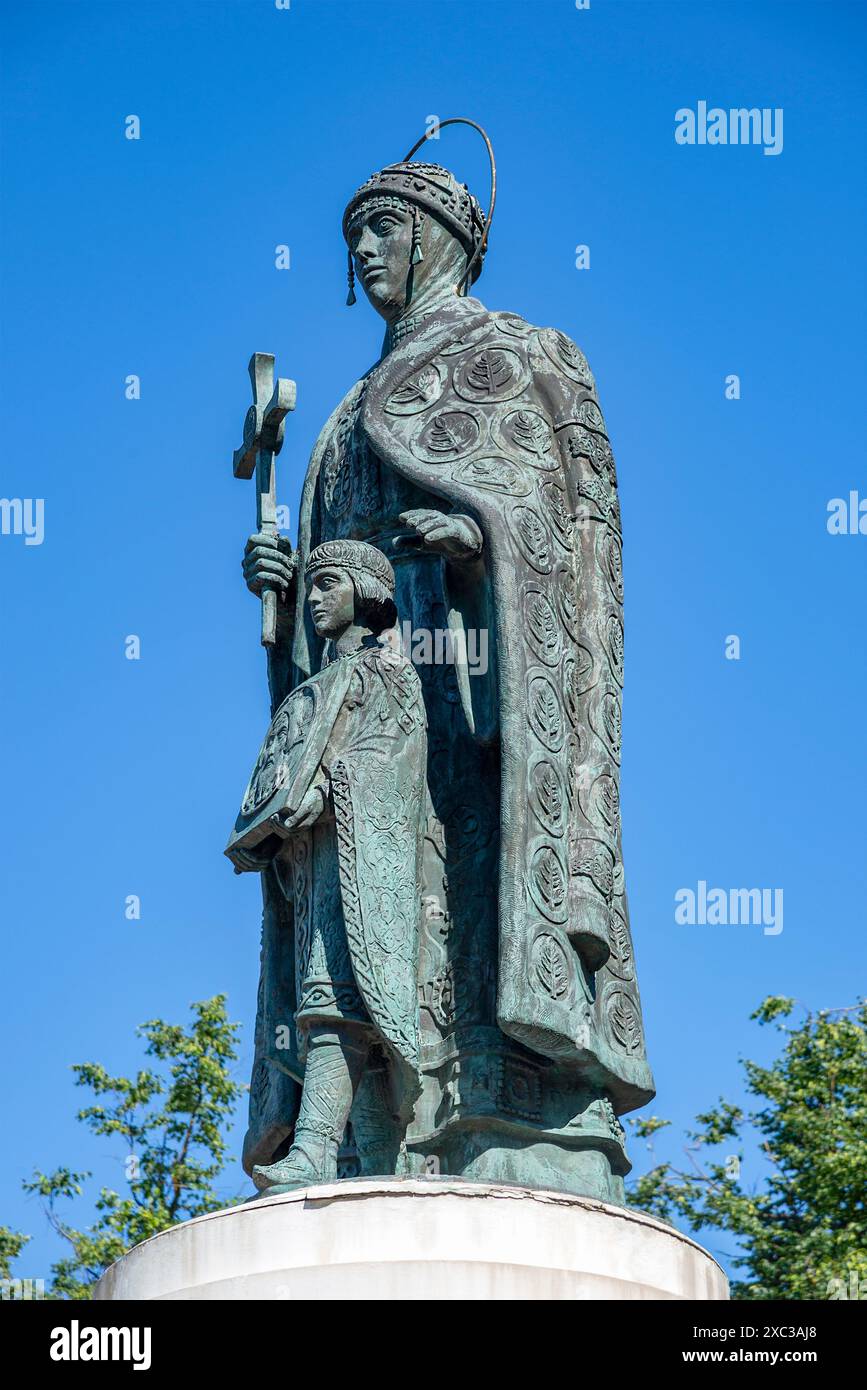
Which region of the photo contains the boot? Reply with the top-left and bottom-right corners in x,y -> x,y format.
252,1127 -> 338,1193
252,1027 -> 369,1194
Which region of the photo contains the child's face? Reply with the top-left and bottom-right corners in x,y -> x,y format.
307,566 -> 355,637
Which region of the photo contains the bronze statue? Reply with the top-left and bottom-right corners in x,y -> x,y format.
229,121 -> 654,1202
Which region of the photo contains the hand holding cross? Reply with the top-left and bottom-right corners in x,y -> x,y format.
233,353 -> 296,646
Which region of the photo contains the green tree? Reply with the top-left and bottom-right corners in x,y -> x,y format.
627,997 -> 867,1300
0,1227 -> 31,1280
10,995 -> 243,1300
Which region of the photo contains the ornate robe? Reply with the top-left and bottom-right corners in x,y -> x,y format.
243,296 -> 655,1200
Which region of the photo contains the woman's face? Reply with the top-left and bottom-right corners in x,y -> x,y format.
347,204 -> 415,320
347,198 -> 469,322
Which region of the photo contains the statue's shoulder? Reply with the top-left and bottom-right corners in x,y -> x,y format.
470,311 -> 596,388
285,644 -> 370,703
310,374 -> 371,452
350,643 -> 425,731
356,642 -> 421,688
276,660 -> 334,714
334,374 -> 371,423
463,308 -> 534,348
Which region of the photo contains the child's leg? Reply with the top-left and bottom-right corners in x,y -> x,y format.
252,1025 -> 370,1191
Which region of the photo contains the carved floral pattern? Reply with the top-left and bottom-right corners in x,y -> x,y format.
452,455 -> 530,495
529,757 -> 567,837
527,671 -> 564,751
532,931 -> 573,1002
411,408 -> 481,463
528,842 -> 568,923
512,505 -> 553,573
524,586 -> 563,667
453,346 -> 529,403
607,990 -> 643,1055
385,363 -> 444,415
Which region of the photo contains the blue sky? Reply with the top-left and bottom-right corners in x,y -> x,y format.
1,0 -> 865,1284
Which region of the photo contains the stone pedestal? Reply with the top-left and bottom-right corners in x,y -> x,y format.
94,1178 -> 728,1301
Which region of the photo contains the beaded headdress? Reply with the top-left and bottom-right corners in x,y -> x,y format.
342,118 -> 496,305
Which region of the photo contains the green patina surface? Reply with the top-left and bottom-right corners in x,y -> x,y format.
227,151 -> 654,1203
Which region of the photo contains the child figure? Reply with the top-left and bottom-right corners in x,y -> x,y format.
227,540 -> 426,1192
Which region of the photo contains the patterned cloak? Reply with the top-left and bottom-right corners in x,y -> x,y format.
242,298 -> 654,1175
359,302 -> 653,1111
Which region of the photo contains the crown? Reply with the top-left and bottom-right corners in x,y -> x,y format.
343,161 -> 487,265
341,122 -> 496,305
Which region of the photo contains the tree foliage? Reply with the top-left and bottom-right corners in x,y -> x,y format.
627,997 -> 867,1299
10,995 -> 243,1300
0,1226 -> 31,1281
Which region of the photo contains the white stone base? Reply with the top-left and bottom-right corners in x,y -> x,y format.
94,1178 -> 728,1301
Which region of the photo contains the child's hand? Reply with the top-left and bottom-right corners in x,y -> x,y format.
273,783 -> 328,836
231,845 -> 273,873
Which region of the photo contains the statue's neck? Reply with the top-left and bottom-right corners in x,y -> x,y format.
322,626 -> 378,666
385,284 -> 461,353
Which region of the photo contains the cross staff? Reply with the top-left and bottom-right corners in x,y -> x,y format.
233,353 -> 296,646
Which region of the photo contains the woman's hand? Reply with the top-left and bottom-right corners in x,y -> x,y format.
242,532 -> 296,605
396,510 -> 483,563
